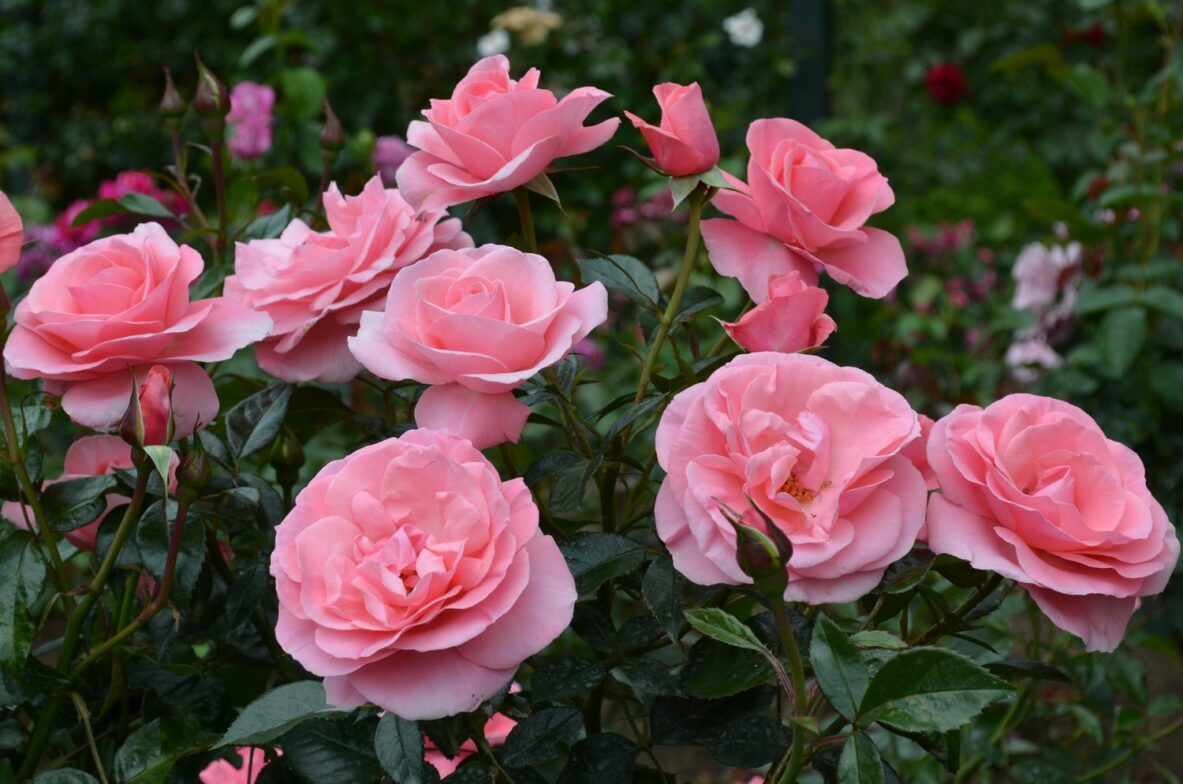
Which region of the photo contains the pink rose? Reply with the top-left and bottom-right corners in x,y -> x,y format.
51,199 -> 102,251
349,244 -> 607,449
925,394 -> 1179,652
701,119 -> 906,301
2,223 -> 272,434
199,747 -> 273,784
373,135 -> 414,186
225,176 -> 471,383
1,190 -> 22,273
426,710 -> 516,776
2,435 -> 178,551
97,171 -> 183,222
396,55 -> 620,210
623,82 -> 720,176
655,353 -> 927,603
901,413 -> 938,492
723,272 -> 836,353
227,82 -> 276,160
270,429 -> 576,719
1011,241 -> 1080,313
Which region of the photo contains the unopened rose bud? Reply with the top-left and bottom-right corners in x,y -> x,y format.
319,97 -> 345,153
120,366 -> 174,449
193,55 -> 230,120
160,67 -> 186,123
178,441 -> 212,499
720,500 -> 793,597
271,429 -> 305,489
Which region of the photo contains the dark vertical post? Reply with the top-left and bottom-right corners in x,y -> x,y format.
790,0 -> 832,124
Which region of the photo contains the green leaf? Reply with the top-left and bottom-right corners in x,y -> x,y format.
985,659 -> 1073,684
31,771 -> 100,784
618,657 -> 678,696
838,733 -> 885,784
499,707 -> 585,767
576,255 -> 660,309
241,204 -> 294,241
278,67 -> 326,120
683,608 -> 766,653
113,717 -> 217,784
548,455 -> 601,516
281,717 -> 382,782
252,166 -> 311,205
1062,63 -> 1110,110
1100,306 -> 1147,376
642,555 -> 686,641
1075,284 -> 1137,315
218,681 -> 350,747
239,35 -> 277,67
531,658 -> 607,701
134,499 -> 205,604
699,166 -> 737,190
374,713 -> 424,784
810,615 -> 870,722
70,198 -> 128,227
559,532 -> 644,597
0,528 -> 45,669
42,474 -> 117,532
119,192 -> 174,219
556,733 -> 637,784
650,686 -> 789,768
857,648 -> 1013,732
524,172 -> 560,205
1143,285 -> 1183,320
850,631 -> 907,650
681,634 -> 775,699
675,286 -> 725,322
225,383 -> 292,464
604,394 -> 664,442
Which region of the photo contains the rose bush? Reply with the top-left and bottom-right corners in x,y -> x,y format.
0,34 -> 1178,784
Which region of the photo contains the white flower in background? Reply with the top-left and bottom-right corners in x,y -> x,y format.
477,28 -> 511,57
1012,241 -> 1081,312
1006,335 -> 1063,383
723,8 -> 764,48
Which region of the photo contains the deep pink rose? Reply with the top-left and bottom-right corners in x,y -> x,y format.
396,55 -> 620,210
135,364 -> 174,446
51,199 -> 102,251
655,353 -> 926,603
271,429 -> 575,719
427,710 -> 516,776
225,176 -> 471,383
1,190 -> 22,273
3,223 -> 272,434
3,435 -> 177,551
374,135 -> 414,186
349,244 -> 607,449
199,747 -> 273,784
925,394 -> 1179,652
701,119 -> 906,301
227,82 -> 276,160
723,272 -> 836,354
97,171 -> 183,222
624,82 -> 720,176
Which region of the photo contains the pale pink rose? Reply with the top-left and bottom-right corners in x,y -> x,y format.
271,429 -> 576,719
226,82 -> 276,160
2,436 -> 178,551
396,55 -> 620,210
1,190 -> 22,272
199,747 -> 274,784
225,176 -> 471,383
1011,241 -> 1080,312
723,272 -> 836,353
623,82 -> 720,176
2,223 -> 272,434
655,352 -> 927,603
426,710 -> 516,776
925,395 -> 1179,652
1005,336 -> 1062,383
349,244 -> 607,449
374,135 -> 414,186
701,119 -> 905,301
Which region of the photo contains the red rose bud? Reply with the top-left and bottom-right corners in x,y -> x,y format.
319,97 -> 346,153
623,82 -> 720,177
160,67 -> 186,122
193,54 -> 230,119
924,62 -> 967,105
121,366 -> 174,448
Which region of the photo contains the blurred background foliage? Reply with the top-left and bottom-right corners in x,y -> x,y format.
2,1 -> 1183,779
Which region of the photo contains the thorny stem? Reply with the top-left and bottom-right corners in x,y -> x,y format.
771,600 -> 810,784
908,573 -> 1004,646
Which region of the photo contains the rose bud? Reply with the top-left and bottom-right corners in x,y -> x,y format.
624,82 -> 720,177
193,55 -> 230,119
120,365 -> 174,448
319,97 -> 346,153
160,67 -> 186,123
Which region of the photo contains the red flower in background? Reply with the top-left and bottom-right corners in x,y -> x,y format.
924,62 -> 967,105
